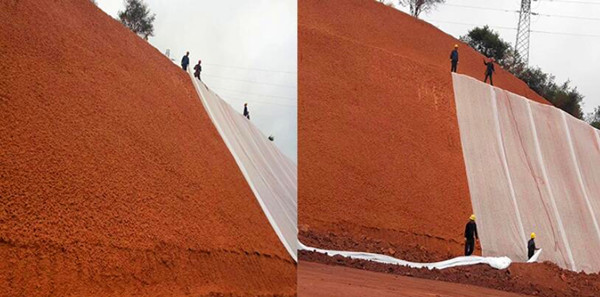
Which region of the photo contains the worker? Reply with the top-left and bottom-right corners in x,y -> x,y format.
243,103 -> 250,120
450,44 -> 459,72
194,60 -> 202,80
464,214 -> 478,256
181,52 -> 190,71
528,232 -> 540,260
483,57 -> 495,85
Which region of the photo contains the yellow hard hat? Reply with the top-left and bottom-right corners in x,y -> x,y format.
470,214 -> 476,221
531,232 -> 536,239
454,44 -> 459,48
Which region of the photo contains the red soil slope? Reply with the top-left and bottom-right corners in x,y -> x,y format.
298,0 -> 549,261
0,0 -> 294,296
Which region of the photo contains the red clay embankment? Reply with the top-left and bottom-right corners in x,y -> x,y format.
298,0 -> 549,261
0,0 -> 294,296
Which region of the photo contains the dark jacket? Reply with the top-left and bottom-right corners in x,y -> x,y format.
465,221 -> 478,240
450,49 -> 459,61
484,60 -> 495,74
181,55 -> 189,68
528,238 -> 536,259
243,106 -> 250,118
194,64 -> 202,77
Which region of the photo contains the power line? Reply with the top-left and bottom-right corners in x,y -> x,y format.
215,93 -> 296,108
444,3 -> 518,13
533,12 -> 600,21
211,86 -> 296,102
443,3 -> 600,21
203,63 -> 296,75
203,73 -> 297,89
531,29 -> 600,37
428,19 -> 517,31
538,0 -> 600,5
428,19 -> 600,37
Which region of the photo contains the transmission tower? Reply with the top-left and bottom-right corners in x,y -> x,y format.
515,0 -> 533,65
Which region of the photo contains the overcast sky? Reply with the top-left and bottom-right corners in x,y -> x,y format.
96,0 -> 297,163
391,0 -> 599,115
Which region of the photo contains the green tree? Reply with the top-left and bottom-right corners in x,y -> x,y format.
587,106 -> 600,129
118,0 -> 156,40
460,26 -> 510,63
499,47 -> 524,74
516,67 -> 584,119
515,66 -> 551,96
545,81 -> 584,119
398,0 -> 446,18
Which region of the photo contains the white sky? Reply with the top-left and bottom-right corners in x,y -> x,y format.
392,0 -> 600,115
96,0 -> 297,162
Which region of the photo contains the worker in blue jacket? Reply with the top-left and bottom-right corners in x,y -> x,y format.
450,44 -> 459,72
181,52 -> 190,71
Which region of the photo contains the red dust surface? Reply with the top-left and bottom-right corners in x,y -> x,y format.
299,261 -> 529,297
298,0 -> 549,261
300,251 -> 600,297
0,0 -> 294,296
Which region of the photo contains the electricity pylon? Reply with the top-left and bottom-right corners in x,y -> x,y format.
515,0 -> 534,66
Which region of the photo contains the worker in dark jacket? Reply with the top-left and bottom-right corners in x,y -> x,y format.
194,60 -> 202,81
484,57 -> 495,85
528,232 -> 540,260
464,214 -> 478,256
181,52 -> 190,71
450,44 -> 459,72
243,103 -> 250,120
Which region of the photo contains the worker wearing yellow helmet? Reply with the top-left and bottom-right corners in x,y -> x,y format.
528,232 -> 540,259
450,44 -> 459,73
464,214 -> 478,256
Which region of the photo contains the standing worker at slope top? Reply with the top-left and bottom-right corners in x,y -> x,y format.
181,52 -> 190,71
483,57 -> 495,85
450,44 -> 459,73
464,214 -> 479,256
194,60 -> 202,81
243,103 -> 250,120
528,232 -> 540,260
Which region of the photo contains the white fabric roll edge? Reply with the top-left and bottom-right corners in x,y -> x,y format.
299,242 -> 543,270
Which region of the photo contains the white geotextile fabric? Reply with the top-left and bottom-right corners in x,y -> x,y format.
188,71 -> 298,261
528,249 -> 543,263
453,73 -> 600,272
299,242 -> 513,270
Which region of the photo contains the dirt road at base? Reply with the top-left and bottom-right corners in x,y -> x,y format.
301,251 -> 600,297
299,261 -> 527,297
